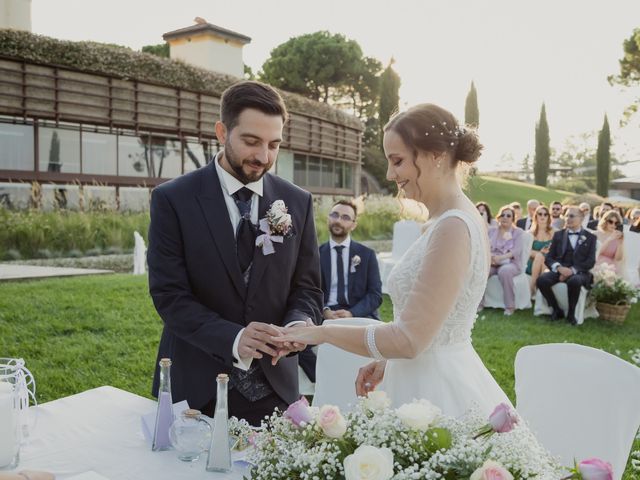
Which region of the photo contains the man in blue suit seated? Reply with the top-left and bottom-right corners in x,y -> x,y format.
298,200 -> 383,382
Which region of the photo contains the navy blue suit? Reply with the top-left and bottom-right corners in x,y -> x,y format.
148,161 -> 323,417
298,240 -> 382,382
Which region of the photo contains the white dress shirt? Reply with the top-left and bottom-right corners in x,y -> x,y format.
551,229 -> 581,274
582,215 -> 591,229
214,151 -> 306,371
524,216 -> 533,231
327,236 -> 351,306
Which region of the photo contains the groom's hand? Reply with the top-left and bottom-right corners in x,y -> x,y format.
237,322 -> 284,360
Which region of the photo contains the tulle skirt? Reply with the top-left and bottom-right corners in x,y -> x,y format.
383,340 -> 511,418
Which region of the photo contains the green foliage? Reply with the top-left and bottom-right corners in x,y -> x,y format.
378,59 -> 401,146
362,146 -> 392,194
609,27 -> 640,121
0,30 -> 361,130
549,178 -> 592,194
596,115 -> 611,197
534,103 -> 551,187
141,43 -> 170,58
464,81 -> 479,127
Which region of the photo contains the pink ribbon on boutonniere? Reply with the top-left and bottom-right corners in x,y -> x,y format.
256,218 -> 284,255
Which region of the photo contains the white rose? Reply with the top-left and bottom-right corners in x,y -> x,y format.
317,405 -> 347,438
344,445 -> 394,480
364,391 -> 391,411
396,399 -> 441,431
276,213 -> 292,228
470,460 -> 513,480
270,200 -> 287,215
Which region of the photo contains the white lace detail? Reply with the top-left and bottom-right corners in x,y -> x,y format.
387,209 -> 489,347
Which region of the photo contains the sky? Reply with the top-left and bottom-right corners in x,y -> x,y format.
32,0 -> 640,176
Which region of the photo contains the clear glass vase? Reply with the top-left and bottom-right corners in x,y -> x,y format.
169,409 -> 212,462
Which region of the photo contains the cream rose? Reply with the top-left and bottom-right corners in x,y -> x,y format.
396,400 -> 441,431
364,391 -> 391,411
343,445 -> 394,480
317,405 -> 347,438
470,460 -> 514,480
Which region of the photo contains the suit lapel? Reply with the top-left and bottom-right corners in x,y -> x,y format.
246,174 -> 275,303
196,162 -> 246,300
347,242 -> 357,299
320,243 -> 331,298
561,229 -> 569,257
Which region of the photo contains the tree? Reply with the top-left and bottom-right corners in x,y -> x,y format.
465,81 -> 479,127
141,43 -> 170,58
534,103 -> 550,187
596,114 -> 611,197
47,131 -> 60,172
378,58 -> 401,147
609,28 -> 640,121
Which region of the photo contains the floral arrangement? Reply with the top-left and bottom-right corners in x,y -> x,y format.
231,392 -> 586,480
590,263 -> 639,306
256,200 -> 294,255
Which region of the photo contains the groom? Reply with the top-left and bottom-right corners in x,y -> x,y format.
148,81 -> 323,425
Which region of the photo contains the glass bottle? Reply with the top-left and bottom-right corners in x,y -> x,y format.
169,409 -> 211,462
152,358 -> 175,451
206,373 -> 231,472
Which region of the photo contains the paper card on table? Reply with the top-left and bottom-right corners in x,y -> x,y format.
140,399 -> 189,445
65,471 -> 110,480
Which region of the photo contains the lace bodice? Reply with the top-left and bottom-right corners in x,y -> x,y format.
387,209 -> 489,348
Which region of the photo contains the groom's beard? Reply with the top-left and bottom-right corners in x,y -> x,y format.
224,141 -> 273,184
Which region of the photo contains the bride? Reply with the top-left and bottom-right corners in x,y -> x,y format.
275,103 -> 510,417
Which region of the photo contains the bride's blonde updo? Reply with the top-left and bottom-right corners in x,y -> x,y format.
384,103 -> 483,167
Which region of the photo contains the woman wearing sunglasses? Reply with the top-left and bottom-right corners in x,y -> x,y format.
526,205 -> 554,296
595,210 -> 625,274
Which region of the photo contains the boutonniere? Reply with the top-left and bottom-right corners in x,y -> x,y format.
255,200 -> 294,255
578,234 -> 587,246
350,255 -> 361,273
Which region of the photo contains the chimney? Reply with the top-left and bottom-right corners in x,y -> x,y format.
0,0 -> 32,31
162,19 -> 251,78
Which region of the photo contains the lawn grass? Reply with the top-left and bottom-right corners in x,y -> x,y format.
1,274 -> 639,476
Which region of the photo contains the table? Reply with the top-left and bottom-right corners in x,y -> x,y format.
10,386 -> 248,480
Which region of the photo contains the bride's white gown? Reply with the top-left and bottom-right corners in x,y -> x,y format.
384,209 -> 511,417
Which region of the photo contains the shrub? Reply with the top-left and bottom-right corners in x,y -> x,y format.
2,249 -> 21,261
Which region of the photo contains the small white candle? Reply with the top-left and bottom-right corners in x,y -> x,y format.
0,383 -> 18,468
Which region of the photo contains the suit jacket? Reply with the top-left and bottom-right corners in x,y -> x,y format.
544,228 -> 597,275
516,217 -> 530,231
148,161 -> 323,408
319,240 -> 382,319
587,219 -> 599,230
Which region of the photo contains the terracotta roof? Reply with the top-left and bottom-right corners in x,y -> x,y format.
163,23 -> 251,45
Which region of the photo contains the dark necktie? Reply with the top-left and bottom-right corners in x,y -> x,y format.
334,245 -> 348,306
233,187 -> 255,274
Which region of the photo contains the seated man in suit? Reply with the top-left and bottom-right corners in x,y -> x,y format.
516,199 -> 540,231
587,202 -> 613,230
536,205 -> 597,325
298,200 -> 383,382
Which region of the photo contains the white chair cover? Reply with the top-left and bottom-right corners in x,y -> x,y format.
379,220 -> 422,293
533,283 -> 597,325
515,344 -> 640,480
623,226 -> 640,286
133,231 -> 147,275
483,231 -> 534,310
312,317 -> 382,411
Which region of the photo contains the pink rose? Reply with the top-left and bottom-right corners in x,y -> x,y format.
317,405 -> 347,438
470,460 -> 513,480
488,403 -> 519,433
578,458 -> 614,480
284,397 -> 314,427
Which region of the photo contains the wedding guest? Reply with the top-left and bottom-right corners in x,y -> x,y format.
298,199 -> 382,382
486,205 -> 524,316
537,206 -> 597,325
632,215 -> 640,232
629,208 -> 640,228
476,201 -> 497,227
595,210 -> 625,274
510,202 -> 522,223
517,199 -> 539,231
550,201 -> 565,230
526,205 -> 554,295
579,202 -> 592,230
588,202 -> 613,230
615,206 -> 626,223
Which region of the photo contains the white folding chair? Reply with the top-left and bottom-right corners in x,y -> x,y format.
533,283 -> 597,324
515,344 -> 640,480
483,231 -> 534,310
312,317 -> 382,411
379,220 -> 422,294
623,226 -> 640,286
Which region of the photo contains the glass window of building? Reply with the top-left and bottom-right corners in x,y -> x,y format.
321,158 -> 334,188
118,134 -> 151,177
343,163 -> 353,190
82,131 -> 117,175
38,127 -> 80,173
307,156 -> 321,187
0,123 -> 34,171
184,138 -> 210,174
151,137 -> 182,178
293,154 -> 306,186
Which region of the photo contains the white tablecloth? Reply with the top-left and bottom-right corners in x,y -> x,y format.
10,386 -> 247,480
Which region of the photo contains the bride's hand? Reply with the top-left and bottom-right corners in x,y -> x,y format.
355,360 -> 386,397
272,325 -> 324,347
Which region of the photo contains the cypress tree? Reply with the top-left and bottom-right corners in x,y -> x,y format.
534,103 -> 550,187
596,114 -> 611,197
465,81 -> 479,127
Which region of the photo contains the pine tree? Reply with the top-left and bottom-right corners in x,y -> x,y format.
464,81 -> 479,127
378,58 -> 401,148
596,114 -> 611,197
534,103 -> 550,187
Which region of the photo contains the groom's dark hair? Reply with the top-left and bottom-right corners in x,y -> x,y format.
220,81 -> 288,131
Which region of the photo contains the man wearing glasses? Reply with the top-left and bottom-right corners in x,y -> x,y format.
536,206 -> 597,325
298,200 -> 383,382
550,201 -> 564,230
